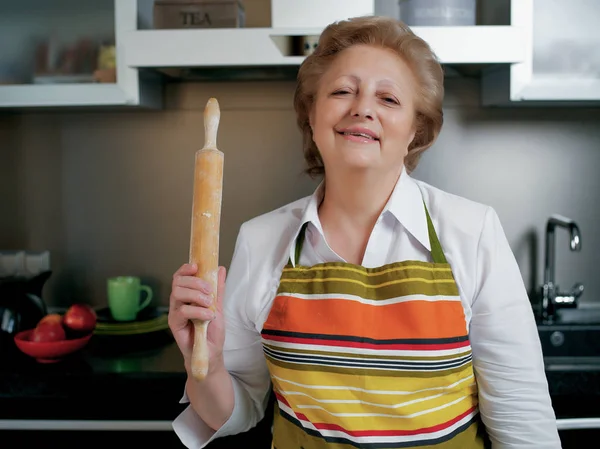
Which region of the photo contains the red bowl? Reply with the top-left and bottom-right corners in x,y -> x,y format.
14,329 -> 92,363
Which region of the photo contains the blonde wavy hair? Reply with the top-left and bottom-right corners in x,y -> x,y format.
294,15 -> 445,177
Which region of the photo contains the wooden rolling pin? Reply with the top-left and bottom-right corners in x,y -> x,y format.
189,97 -> 224,381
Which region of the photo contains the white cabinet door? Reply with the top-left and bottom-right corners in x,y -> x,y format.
0,0 -> 160,109
482,0 -> 600,105
528,0 -> 600,101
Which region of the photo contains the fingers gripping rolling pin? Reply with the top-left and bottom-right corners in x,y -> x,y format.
189,98 -> 223,381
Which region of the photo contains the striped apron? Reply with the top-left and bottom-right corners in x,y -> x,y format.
260,204 -> 486,449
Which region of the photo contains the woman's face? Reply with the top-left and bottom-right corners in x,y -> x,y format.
309,44 -> 418,176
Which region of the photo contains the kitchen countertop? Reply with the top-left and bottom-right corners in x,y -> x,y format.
0,332 -> 189,421
0,332 -> 274,448
1,330 -> 599,439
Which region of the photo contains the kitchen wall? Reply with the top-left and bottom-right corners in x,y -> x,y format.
1,78 -> 599,312
0,114 -> 21,246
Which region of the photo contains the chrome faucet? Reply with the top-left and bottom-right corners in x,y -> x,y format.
541,214 -> 584,323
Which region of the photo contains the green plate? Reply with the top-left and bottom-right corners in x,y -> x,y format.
93,307 -> 169,335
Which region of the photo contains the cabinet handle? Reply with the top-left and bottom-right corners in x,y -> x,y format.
0,420 -> 173,431
2,418 -> 600,432
557,418 -> 600,430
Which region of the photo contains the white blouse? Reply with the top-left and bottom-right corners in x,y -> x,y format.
173,167 -> 561,449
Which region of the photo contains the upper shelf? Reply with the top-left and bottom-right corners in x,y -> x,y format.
1,0 -> 597,109
124,25 -> 526,69
1,84 -> 137,109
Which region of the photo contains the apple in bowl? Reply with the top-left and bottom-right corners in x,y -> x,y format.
32,320 -> 66,343
38,313 -> 63,327
14,303 -> 97,363
63,304 -> 97,338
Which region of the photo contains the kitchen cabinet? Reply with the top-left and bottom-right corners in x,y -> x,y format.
1,0 -> 597,109
0,0 -> 161,109
482,0 -> 600,106
125,0 -> 524,70
0,0 -> 525,109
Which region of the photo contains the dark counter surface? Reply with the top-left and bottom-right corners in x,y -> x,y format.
1,331 -> 599,423
0,332 -> 274,448
0,333 -> 188,421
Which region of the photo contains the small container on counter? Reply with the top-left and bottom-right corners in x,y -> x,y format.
400,0 -> 477,26
153,0 -> 245,29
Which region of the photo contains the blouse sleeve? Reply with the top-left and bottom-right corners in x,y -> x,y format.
173,224 -> 272,449
469,207 -> 561,448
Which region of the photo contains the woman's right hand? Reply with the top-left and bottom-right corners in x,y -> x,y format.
168,263 -> 227,377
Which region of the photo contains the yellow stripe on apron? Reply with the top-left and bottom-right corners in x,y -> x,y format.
261,202 -> 487,449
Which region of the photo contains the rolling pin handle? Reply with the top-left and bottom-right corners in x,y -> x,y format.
204,98 -> 220,150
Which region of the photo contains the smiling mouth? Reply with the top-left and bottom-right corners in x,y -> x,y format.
337,131 -> 379,141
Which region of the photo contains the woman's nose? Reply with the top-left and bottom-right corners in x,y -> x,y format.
350,95 -> 374,120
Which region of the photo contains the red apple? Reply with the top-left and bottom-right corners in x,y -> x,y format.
38,313 -> 63,327
32,321 -> 66,342
63,303 -> 97,334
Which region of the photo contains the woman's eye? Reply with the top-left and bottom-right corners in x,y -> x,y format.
383,97 -> 399,105
333,90 -> 351,95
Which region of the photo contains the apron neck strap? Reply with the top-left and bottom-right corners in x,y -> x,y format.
292,203 -> 447,266
424,202 -> 448,264
293,222 -> 309,266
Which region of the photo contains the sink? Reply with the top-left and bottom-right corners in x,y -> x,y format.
552,308 -> 600,325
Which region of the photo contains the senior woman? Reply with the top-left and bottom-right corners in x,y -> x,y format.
169,15 -> 561,449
